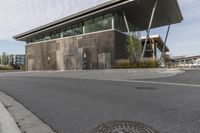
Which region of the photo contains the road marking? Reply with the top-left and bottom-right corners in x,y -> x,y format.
0,71 -> 199,87
107,79 -> 200,88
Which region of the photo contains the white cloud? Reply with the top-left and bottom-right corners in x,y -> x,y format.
0,0 -> 199,56
0,0 -> 108,39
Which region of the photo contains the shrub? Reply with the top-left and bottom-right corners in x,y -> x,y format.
113,58 -> 159,69
0,65 -> 14,70
113,59 -> 132,69
136,59 -> 159,68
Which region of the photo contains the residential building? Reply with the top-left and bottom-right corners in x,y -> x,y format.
8,54 -> 25,66
14,0 -> 183,71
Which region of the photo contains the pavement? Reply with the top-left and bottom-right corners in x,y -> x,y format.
0,69 -> 200,133
0,102 -> 21,133
0,91 -> 56,133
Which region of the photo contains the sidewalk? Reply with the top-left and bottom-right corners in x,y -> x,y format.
0,92 -> 56,133
0,102 -> 21,133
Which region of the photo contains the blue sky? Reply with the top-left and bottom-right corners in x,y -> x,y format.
0,0 -> 199,57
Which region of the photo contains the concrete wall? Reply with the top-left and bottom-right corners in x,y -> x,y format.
26,30 -> 128,71
26,41 -> 58,71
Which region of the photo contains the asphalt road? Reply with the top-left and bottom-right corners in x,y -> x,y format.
0,70 -> 200,133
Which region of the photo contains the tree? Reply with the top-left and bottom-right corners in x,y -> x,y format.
126,36 -> 142,64
2,52 -> 8,65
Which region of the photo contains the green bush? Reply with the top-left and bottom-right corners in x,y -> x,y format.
113,58 -> 159,69
113,59 -> 132,69
0,65 -> 14,70
136,59 -> 159,68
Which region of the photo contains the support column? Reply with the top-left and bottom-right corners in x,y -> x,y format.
159,24 -> 171,65
112,17 -> 115,29
123,10 -> 137,63
152,40 -> 155,59
83,25 -> 85,34
141,0 -> 158,60
123,10 -> 130,33
61,29 -> 64,38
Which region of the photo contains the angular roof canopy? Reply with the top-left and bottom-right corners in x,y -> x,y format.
14,0 -> 183,41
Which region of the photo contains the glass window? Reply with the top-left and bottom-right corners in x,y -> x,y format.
104,13 -> 113,30
94,16 -> 104,31
44,33 -> 51,40
78,22 -> 83,34
63,26 -> 73,37
26,13 -> 115,43
84,19 -> 95,33
114,13 -> 119,30
51,29 -> 61,39
84,14 -> 113,34
114,11 -> 130,32
38,34 -> 44,41
72,24 -> 79,35
32,37 -> 36,43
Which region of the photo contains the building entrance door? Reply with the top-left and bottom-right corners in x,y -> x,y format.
64,55 -> 76,70
28,59 -> 34,71
98,52 -> 111,69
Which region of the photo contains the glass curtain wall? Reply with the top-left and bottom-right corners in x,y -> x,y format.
63,23 -> 83,37
84,13 -> 113,33
26,11 -> 138,44
114,11 -> 138,33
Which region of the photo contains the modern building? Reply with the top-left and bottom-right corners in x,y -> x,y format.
14,0 -> 183,71
141,35 -> 169,60
171,55 -> 200,68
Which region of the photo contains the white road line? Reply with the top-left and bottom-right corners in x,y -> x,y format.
0,71 -> 199,87
105,79 -> 200,88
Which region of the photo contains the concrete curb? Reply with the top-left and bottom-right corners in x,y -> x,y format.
0,92 -> 56,133
0,102 -> 21,133
161,68 -> 185,75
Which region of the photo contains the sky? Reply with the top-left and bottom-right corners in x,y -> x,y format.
0,0 -> 199,57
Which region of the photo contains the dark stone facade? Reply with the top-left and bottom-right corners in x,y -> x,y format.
26,30 -> 128,71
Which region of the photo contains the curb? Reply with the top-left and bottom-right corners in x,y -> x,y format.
160,68 -> 185,75
0,92 -> 56,133
0,102 -> 21,133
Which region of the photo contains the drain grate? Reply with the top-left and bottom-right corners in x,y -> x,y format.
92,120 -> 157,133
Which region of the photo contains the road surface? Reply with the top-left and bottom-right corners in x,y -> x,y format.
0,70 -> 199,133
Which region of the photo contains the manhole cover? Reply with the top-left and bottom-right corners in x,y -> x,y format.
92,120 -> 157,133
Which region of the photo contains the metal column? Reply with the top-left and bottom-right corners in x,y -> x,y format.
123,10 -> 130,33
123,10 -> 138,63
141,0 -> 158,60
159,24 -> 171,65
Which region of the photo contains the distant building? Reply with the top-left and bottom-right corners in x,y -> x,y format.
171,55 -> 200,68
14,0 -> 183,71
8,54 -> 25,66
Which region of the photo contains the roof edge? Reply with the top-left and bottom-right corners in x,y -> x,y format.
13,0 -> 128,40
